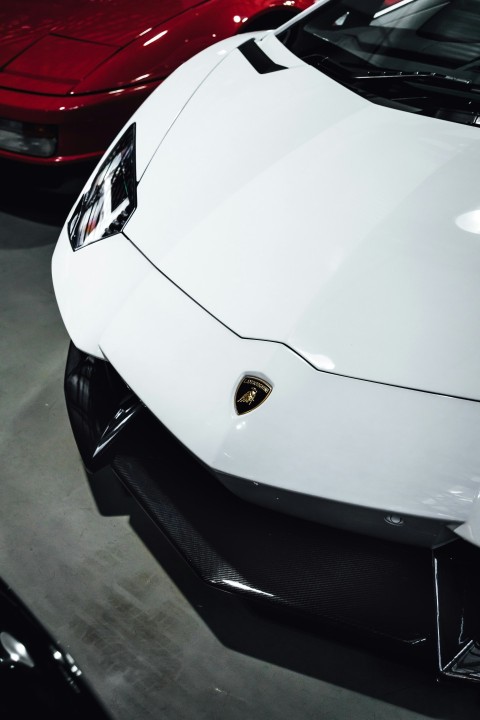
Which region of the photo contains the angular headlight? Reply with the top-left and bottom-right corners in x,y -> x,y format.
68,124 -> 137,251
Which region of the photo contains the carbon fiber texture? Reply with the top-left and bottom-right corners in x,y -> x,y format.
112,414 -> 435,645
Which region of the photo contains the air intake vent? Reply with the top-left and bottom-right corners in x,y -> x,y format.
238,38 -> 286,74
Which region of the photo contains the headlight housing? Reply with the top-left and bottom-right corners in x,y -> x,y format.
68,124 -> 137,251
0,118 -> 57,158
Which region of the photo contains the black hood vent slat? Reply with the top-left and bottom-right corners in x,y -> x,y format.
238,38 -> 286,74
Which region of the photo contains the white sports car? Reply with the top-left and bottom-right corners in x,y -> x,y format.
52,0 -> 480,681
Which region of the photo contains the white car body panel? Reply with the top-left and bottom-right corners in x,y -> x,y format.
52,27 -> 480,546
53,220 -> 480,531
132,33 -> 260,180
126,34 -> 480,401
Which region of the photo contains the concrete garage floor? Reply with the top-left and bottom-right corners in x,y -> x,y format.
1,161 -> 479,720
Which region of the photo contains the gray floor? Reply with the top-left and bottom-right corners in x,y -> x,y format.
1,167 -> 480,720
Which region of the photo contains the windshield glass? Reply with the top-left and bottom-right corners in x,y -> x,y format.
277,0 -> 480,126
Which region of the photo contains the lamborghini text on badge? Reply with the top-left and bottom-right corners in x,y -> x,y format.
235,376 -> 272,415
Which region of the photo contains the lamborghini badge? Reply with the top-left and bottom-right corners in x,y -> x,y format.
235,376 -> 272,415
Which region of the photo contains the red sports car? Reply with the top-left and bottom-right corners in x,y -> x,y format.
0,0 -> 315,165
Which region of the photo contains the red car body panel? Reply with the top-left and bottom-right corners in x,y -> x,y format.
0,0 -> 312,164
0,83 -> 155,163
0,0 -> 207,54
2,36 -> 117,95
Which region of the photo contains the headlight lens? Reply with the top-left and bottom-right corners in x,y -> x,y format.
0,118 -> 57,158
68,124 -> 137,251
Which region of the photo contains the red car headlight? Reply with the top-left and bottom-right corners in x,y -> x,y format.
0,118 -> 57,158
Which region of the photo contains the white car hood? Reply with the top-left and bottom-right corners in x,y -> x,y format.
126,34 -> 480,401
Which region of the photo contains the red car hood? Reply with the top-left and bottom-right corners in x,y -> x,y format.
0,0 -> 205,94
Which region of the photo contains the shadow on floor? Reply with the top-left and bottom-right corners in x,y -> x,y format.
0,157 -> 94,230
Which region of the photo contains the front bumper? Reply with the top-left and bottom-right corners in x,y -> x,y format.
64,342 -> 480,682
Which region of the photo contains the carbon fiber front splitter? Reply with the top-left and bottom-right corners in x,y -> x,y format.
64,342 -> 480,682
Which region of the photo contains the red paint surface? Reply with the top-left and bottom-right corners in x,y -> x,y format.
0,0 -> 206,51
4,36 -> 117,94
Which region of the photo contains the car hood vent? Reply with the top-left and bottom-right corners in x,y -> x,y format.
238,38 -> 287,74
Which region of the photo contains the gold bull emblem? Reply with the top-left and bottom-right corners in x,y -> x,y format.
235,376 -> 272,415
238,387 -> 258,405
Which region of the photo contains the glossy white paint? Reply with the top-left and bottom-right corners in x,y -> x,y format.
126,34 -> 480,401
52,229 -> 152,356
52,26 -> 480,546
53,224 -> 480,525
130,32 -> 259,179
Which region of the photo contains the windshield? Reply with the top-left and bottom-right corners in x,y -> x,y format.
277,0 -> 480,126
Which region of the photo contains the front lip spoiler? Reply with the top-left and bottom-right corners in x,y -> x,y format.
64,342 -> 480,682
